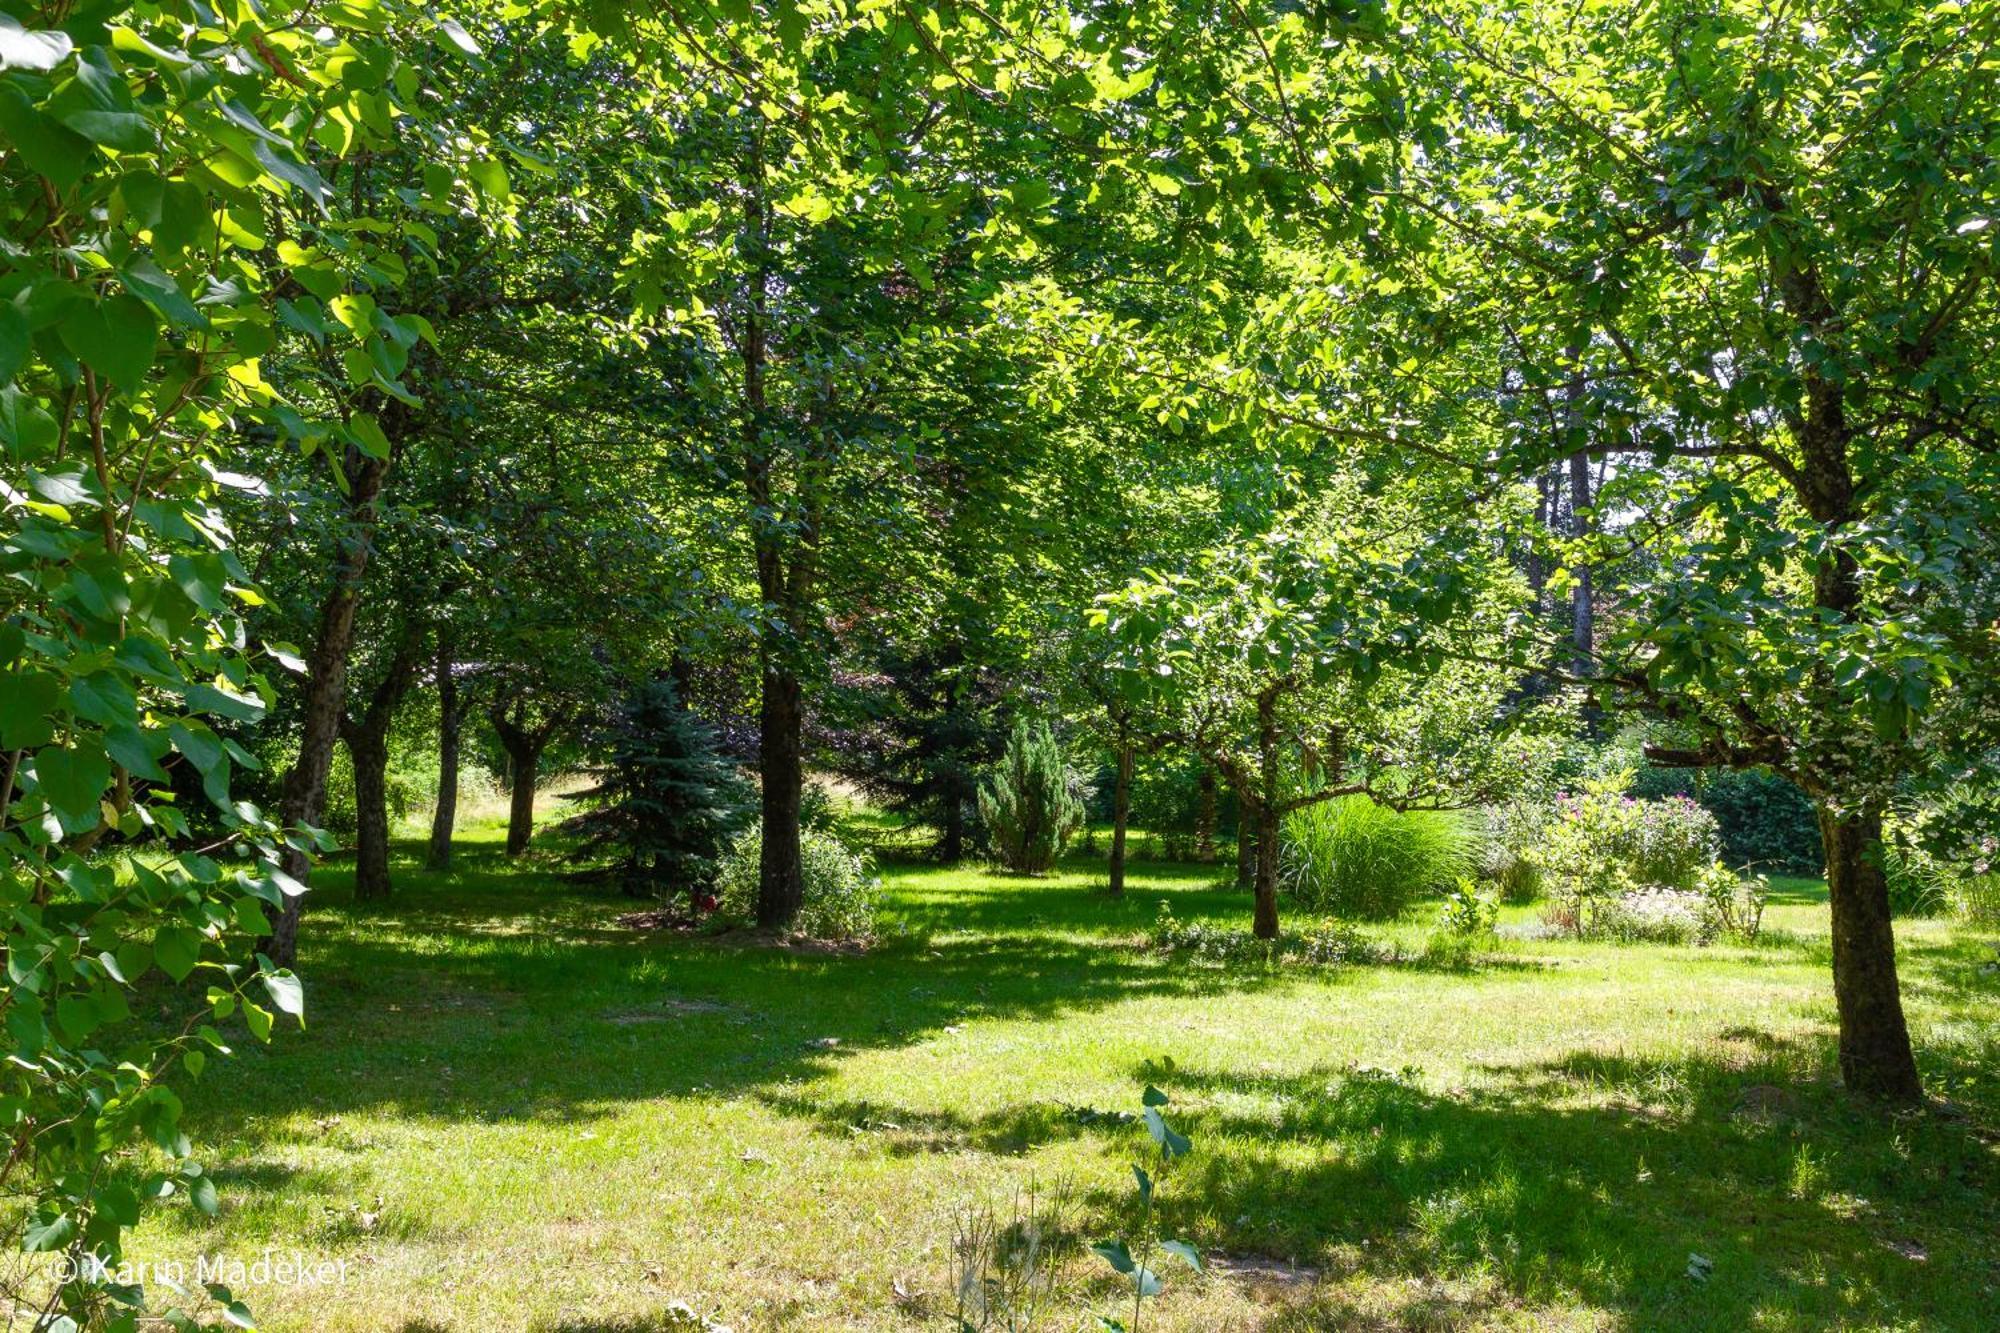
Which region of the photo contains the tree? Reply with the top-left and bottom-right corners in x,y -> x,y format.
1007,0 -> 1999,1102
979,721 -> 1088,875
1098,483 -> 1547,939
565,676 -> 754,902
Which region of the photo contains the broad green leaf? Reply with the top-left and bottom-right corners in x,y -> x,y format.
0,15 -> 74,70
34,744 -> 111,828
153,926 -> 202,982
59,294 -> 157,395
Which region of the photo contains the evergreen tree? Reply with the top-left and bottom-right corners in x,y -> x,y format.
567,677 -> 754,903
978,721 -> 1088,875
830,642 -> 1009,862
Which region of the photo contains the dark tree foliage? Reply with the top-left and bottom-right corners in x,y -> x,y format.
828,643 -> 1009,862
565,677 -> 754,902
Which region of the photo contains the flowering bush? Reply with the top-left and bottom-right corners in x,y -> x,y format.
1534,787 -> 1754,943
715,821 -> 880,939
1632,796 -> 1722,888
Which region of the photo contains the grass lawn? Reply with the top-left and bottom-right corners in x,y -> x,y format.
126,807 -> 1999,1331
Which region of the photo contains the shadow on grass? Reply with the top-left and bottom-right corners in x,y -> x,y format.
1129,1032 -> 2000,1332
182,836 -> 1994,1332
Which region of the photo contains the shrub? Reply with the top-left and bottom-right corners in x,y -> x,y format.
1883,837 -> 1954,918
978,721 -> 1087,874
1130,757 -> 1208,861
715,821 -> 879,939
1479,800 -> 1547,901
1151,900 -> 1384,966
1281,795 -> 1476,919
1631,796 -> 1722,888
1697,863 -> 1768,942
1634,765 -> 1824,874
1438,878 -> 1499,937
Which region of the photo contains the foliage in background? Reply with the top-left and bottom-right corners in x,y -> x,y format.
1437,878 -> 1500,938
978,721 -> 1088,875
715,820 -> 878,940
1127,757 -> 1210,862
564,677 -> 754,901
1279,796 -> 1477,920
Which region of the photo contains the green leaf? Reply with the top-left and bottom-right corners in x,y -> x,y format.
56,992 -> 100,1041
189,1173 -> 219,1216
34,744 -> 111,827
60,294 -> 158,395
1142,1085 -> 1170,1107
104,723 -> 170,781
1143,1105 -> 1191,1159
0,671 -> 62,747
261,969 -> 305,1022
186,683 -> 266,722
437,17 -> 483,56
0,84 -> 91,186
0,15 -> 75,71
1159,1239 -> 1203,1271
0,302 -> 27,382
46,47 -> 152,152
22,1212 -> 77,1253
153,925 -> 202,982
1091,1239 -> 1135,1274
0,384 -> 60,459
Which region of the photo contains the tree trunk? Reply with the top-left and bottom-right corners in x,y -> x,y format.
1236,813 -> 1255,890
269,449 -> 391,967
489,704 -> 559,858
755,663 -> 805,928
1567,449 -> 1593,668
346,728 -> 392,901
1250,684 -> 1284,938
1561,352 -> 1595,672
1817,803 -> 1922,1101
1194,763 -> 1217,863
941,789 -> 965,863
427,641 -> 461,872
505,749 -> 538,856
1252,802 -> 1280,939
1108,741 -> 1133,898
343,638 -> 421,901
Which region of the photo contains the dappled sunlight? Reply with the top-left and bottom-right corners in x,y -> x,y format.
113,832 -> 1999,1331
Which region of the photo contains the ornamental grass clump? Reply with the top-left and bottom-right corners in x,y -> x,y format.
1280,794 -> 1477,919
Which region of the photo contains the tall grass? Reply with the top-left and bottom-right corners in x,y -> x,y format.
1280,794 -> 1477,919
